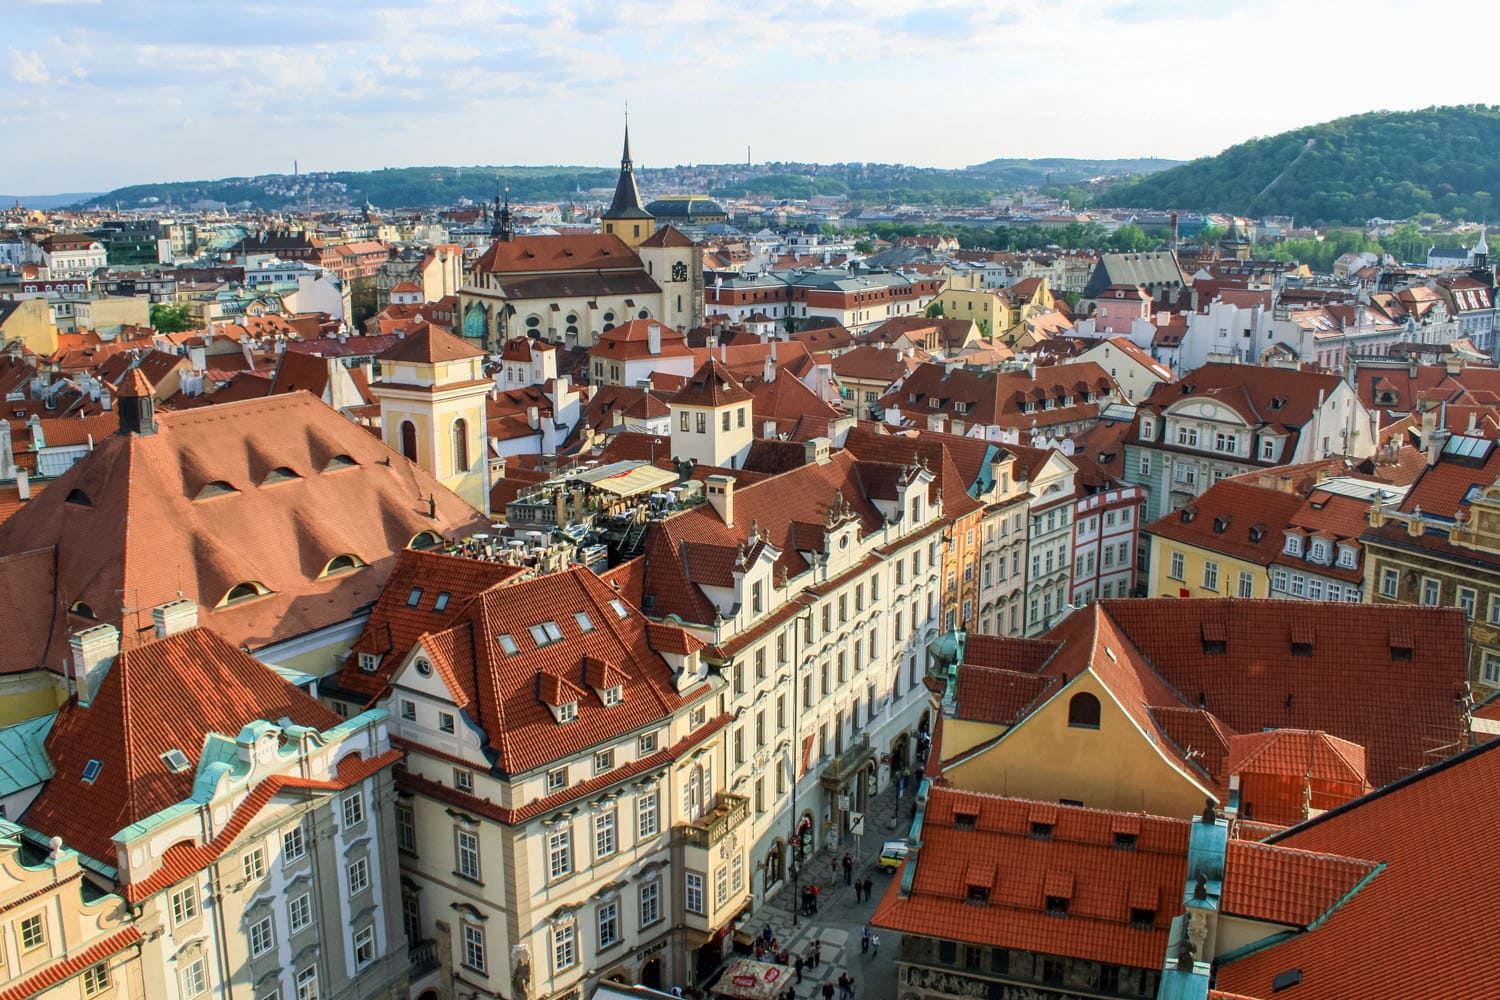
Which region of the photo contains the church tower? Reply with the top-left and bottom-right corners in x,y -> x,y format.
372,323 -> 492,514
490,182 -> 514,243
600,117 -> 655,249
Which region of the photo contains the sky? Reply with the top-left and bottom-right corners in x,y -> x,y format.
5,0 -> 1499,194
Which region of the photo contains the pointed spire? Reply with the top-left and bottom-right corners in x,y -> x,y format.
602,109 -> 651,223
1476,224 -> 1489,257
622,104 -> 633,169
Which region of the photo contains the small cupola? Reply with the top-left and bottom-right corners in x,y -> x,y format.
113,368 -> 156,436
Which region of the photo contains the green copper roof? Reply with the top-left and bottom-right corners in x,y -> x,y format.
0,714 -> 56,797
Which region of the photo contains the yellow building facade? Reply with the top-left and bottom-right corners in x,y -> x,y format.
1144,533 -> 1270,600
931,286 -> 1008,337
942,673 -> 1215,818
371,326 -> 491,514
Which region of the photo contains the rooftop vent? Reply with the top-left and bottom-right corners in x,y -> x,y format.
1271,969 -> 1303,992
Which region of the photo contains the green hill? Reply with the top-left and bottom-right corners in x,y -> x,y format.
1098,105 -> 1500,226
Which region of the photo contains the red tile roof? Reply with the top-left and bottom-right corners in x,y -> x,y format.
1145,480 -> 1305,566
1221,838 -> 1379,927
377,322 -> 483,363
401,566 -> 711,775
23,626 -> 341,865
473,233 -> 644,274
0,392 -> 488,675
672,358 -> 753,407
873,784 -> 1190,969
1217,738 -> 1500,999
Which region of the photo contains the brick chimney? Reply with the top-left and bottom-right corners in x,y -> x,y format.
152,598 -> 199,639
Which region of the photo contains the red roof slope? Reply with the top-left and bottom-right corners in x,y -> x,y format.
23,627 -> 340,865
1217,739 -> 1500,999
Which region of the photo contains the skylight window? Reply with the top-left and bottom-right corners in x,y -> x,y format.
263,466 -> 300,485
574,612 -> 595,633
195,480 -> 237,500
497,633 -> 519,655
529,621 -> 564,647
406,587 -> 423,608
325,454 -> 358,470
82,759 -> 101,784
162,749 -> 192,773
609,599 -> 629,619
434,592 -> 450,613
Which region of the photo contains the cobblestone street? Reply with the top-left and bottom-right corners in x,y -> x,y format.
736,782 -> 918,1000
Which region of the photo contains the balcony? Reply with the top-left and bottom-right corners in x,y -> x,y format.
678,793 -> 749,849
410,940 -> 439,977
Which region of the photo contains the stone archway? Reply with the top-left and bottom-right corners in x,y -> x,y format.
641,957 -> 663,990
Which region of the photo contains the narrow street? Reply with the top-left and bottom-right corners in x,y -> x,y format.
735,782 -> 917,1000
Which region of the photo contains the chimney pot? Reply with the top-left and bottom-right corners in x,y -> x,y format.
152,598 -> 199,640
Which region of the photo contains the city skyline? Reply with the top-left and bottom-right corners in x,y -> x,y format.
7,0 -> 1498,194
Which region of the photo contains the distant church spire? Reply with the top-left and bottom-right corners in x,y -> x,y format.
603,109 -> 651,223
491,176 -> 514,242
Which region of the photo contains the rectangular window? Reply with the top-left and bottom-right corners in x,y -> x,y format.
732,853 -> 745,893
1485,652 -> 1500,687
594,811 -> 617,860
342,791 -> 365,828
1459,587 -> 1477,620
181,959 -> 208,998
1168,551 -> 1184,581
598,901 -> 620,950
553,922 -> 577,971
250,914 -> 275,956
547,767 -> 568,793
1490,597 -> 1500,626
19,913 -> 45,950
640,879 -> 662,927
639,731 -> 658,755
1422,578 -> 1441,606
82,963 -> 110,997
638,791 -> 660,839
457,828 -> 481,880
288,893 -> 313,933
715,865 -> 729,907
1238,571 -> 1254,599
348,856 -> 370,896
594,749 -> 615,774
463,924 -> 487,973
548,829 -> 573,880
242,846 -> 266,882
399,699 -> 416,721
679,411 -> 689,432
1381,567 -> 1399,598
1202,561 -> 1218,592
685,872 -> 705,914
354,925 -> 376,968
171,885 -> 199,925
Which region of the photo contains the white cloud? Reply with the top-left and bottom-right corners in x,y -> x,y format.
9,48 -> 50,85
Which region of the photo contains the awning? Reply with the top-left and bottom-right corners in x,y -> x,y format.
712,959 -> 791,1000
576,460 -> 677,498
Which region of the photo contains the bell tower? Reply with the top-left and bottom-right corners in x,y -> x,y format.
600,113 -> 656,249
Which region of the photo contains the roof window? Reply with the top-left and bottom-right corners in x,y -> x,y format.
1129,906 -> 1157,929
497,633 -> 519,655
195,480 -> 237,499
434,592 -> 450,612
406,587 -> 423,608
408,530 -> 441,550
954,811 -> 978,829
1044,895 -> 1069,917
65,488 -> 93,507
1030,821 -> 1054,840
325,454 -> 358,470
574,611 -> 595,633
610,599 -> 629,619
321,554 -> 364,577
1114,831 -> 1138,850
262,466 -> 300,485
68,601 -> 96,619
162,749 -> 192,773
529,621 -> 564,647
219,581 -> 270,606
1271,969 -> 1303,992
82,759 -> 101,784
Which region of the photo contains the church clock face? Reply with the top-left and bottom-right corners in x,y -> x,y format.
671,261 -> 688,283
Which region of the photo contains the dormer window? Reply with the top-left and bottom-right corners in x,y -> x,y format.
358,652 -> 379,673
325,454 -> 358,470
1337,545 -> 1358,569
195,480 -> 237,500
162,749 -> 192,774
219,581 -> 270,606
262,466 -> 300,485
1284,534 -> 1302,556
556,701 -> 578,723
321,553 -> 364,577
1309,540 -> 1328,564
602,685 -> 623,706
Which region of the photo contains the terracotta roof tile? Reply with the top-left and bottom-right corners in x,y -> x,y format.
0,926 -> 142,1000
377,322 -> 483,363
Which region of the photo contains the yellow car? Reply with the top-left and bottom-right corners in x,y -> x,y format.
877,840 -> 909,872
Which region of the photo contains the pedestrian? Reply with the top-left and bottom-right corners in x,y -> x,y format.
794,956 -> 804,984
854,879 -> 862,902
871,933 -> 881,957
897,772 -> 906,797
862,877 -> 873,902
813,939 -> 822,967
861,925 -> 871,953
843,853 -> 853,885
810,884 -> 821,914
902,766 -> 912,794
821,982 -> 835,1000
763,924 -> 774,945
838,973 -> 852,1000
755,939 -> 765,961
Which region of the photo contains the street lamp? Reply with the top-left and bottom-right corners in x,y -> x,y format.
650,436 -> 664,466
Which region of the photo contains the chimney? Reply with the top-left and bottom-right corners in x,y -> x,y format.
763,351 -> 776,384
526,405 -> 540,430
647,323 -> 662,355
15,469 -> 30,502
803,437 -> 831,466
151,598 -> 198,639
705,473 -> 735,527
70,624 -> 120,708
1421,403 -> 1445,466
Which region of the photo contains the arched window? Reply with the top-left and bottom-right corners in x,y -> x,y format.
399,420 -> 418,462
220,582 -> 269,607
69,601 -> 96,619
321,554 -> 364,577
452,418 -> 470,473
409,530 -> 441,550
1067,692 -> 1101,729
